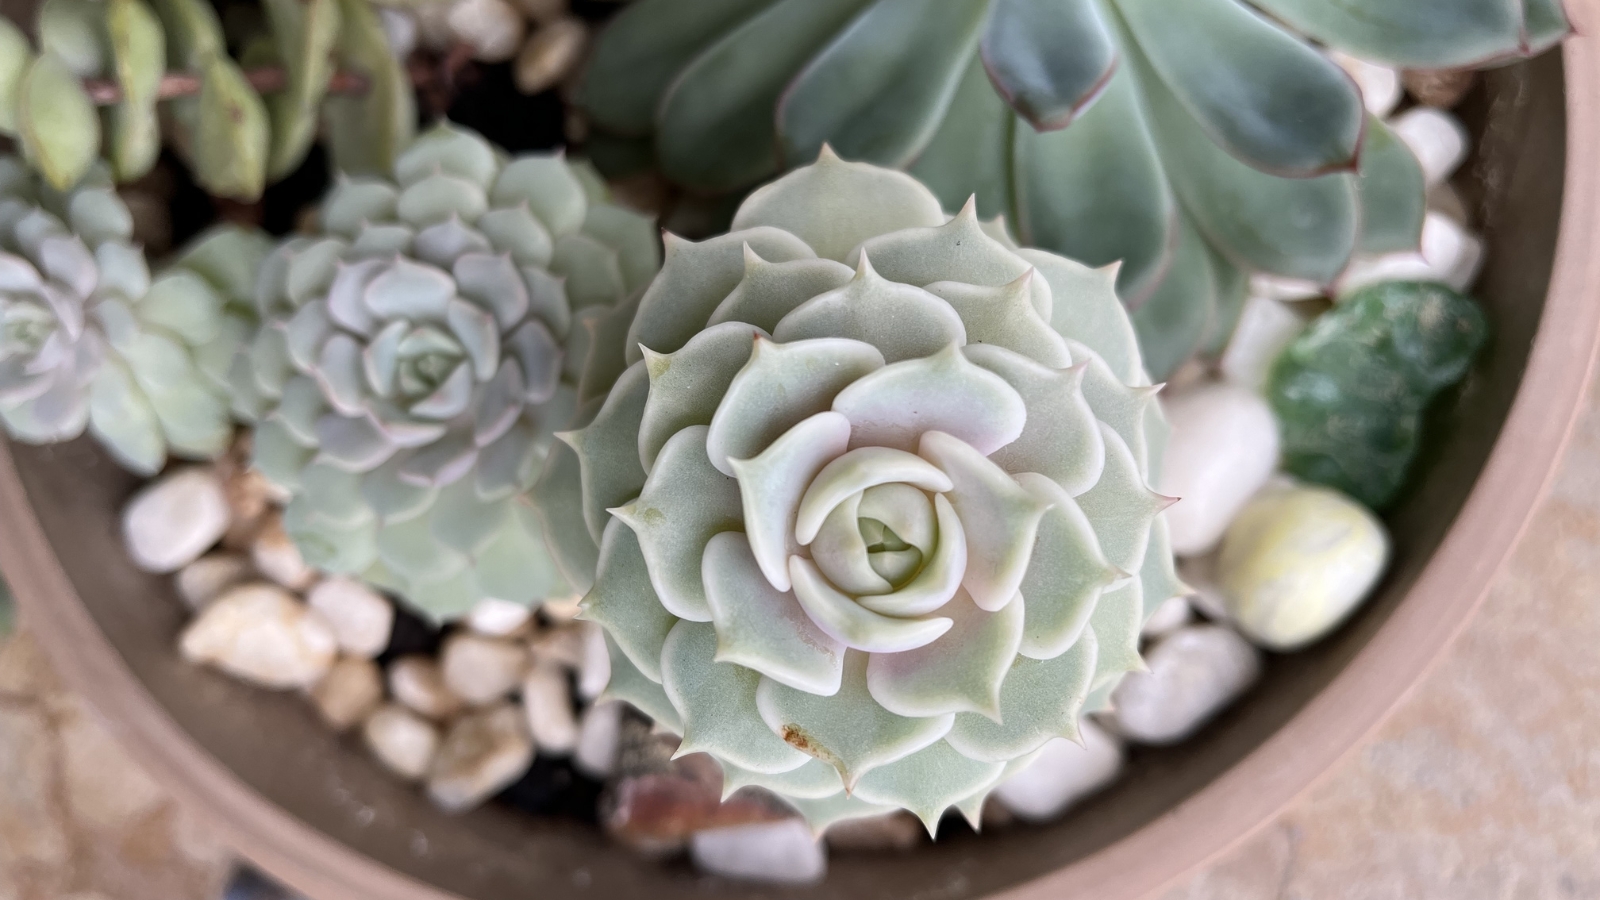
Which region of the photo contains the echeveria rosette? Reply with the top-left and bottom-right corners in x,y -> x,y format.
0,155 -> 262,475
551,151 -> 1182,832
236,123 -> 661,621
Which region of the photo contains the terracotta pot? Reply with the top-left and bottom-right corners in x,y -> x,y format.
5,26 -> 1600,900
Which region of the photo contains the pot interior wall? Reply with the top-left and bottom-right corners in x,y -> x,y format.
0,53 -> 1566,900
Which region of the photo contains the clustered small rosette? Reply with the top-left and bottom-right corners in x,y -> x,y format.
0,155 -> 262,474
235,123 -> 660,620
547,151 -> 1182,830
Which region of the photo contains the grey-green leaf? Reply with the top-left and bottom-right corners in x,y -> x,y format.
906,51 -> 1013,219
17,53 -> 102,191
0,19 -> 36,136
104,0 -> 166,182
1130,213 -> 1216,382
323,0 -> 414,177
1355,116 -> 1426,255
263,0 -> 342,179
193,52 -> 269,200
38,0 -> 107,77
1248,0 -> 1550,68
980,0 -> 1117,130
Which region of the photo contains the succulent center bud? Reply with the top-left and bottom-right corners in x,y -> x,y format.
393,325 -> 466,399
1,300 -> 57,356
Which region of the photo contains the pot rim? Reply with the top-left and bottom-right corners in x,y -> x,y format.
4,27 -> 1600,900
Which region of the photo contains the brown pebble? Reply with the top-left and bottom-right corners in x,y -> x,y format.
514,17 -> 587,96
1402,68 -> 1477,108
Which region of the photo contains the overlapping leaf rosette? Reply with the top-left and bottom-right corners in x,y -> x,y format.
548,151 -> 1183,830
0,155 -> 264,474
235,123 -> 661,620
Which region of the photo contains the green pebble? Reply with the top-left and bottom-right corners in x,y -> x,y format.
1267,281 -> 1487,511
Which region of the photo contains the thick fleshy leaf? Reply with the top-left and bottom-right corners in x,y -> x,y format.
789,556 -> 953,653
707,250 -> 855,332
0,21 -> 34,137
771,254 -> 967,363
756,651 -> 953,787
1087,577 -> 1143,686
1249,0 -> 1560,68
732,147 -> 945,264
323,0 -> 414,177
1010,62 -> 1175,308
1070,339 -> 1158,472
413,218 -> 491,269
550,232 -> 626,310
855,492 -> 966,617
1129,214 -> 1218,382
703,532 -> 845,695
925,271 -> 1072,368
729,410 -> 852,592
1116,0 -> 1364,176
782,791 -> 898,833
478,206 -> 553,270
491,155 -> 586,237
988,1 -> 1118,132
831,342 -> 1025,455
721,758 -> 842,801
603,635 -> 683,733
918,431 -> 1051,611
583,204 -> 662,293
662,621 -> 813,773
395,123 -> 499,189
852,739 -> 1004,835
263,0 -> 341,179
655,0 -> 872,192
795,446 -> 952,544
777,0 -> 989,172
564,361 -> 649,542
104,0 -> 166,182
945,628 -> 1096,762
1075,422 -> 1167,574
38,0 -> 104,75
16,54 -> 101,192
866,589 -> 1023,719
577,291 -> 641,403
86,356 -> 164,475
1356,116 -> 1427,255
611,425 -> 743,622
1138,515 -> 1185,617
638,321 -> 761,469
811,491 -> 892,595
965,344 -> 1103,496
854,205 -> 1051,316
626,228 -> 815,364
140,271 -> 223,347
1014,472 -> 1119,660
531,429 -> 601,594
907,52 -> 1013,219
191,54 -> 270,201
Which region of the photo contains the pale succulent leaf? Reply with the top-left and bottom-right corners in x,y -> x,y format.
104,0 -> 166,181
811,491 -> 892,595
865,588 -> 1023,719
966,344 -> 1104,495
1129,213 -> 1217,382
577,291 -> 641,402
1075,422 -> 1164,573
663,621 -> 813,773
581,518 -> 677,681
855,206 -> 1052,317
926,272 -> 1072,367
919,431 -> 1050,611
323,0 -> 413,176
1249,0 -> 1557,68
263,0 -> 341,179
795,446 -> 951,544
604,634 -> 682,733
531,431 -> 600,595
478,206 -> 553,269
321,179 -> 400,239
285,499 -> 379,574
1014,472 -> 1118,660
1138,516 -> 1185,617
854,492 -> 966,617
120,331 -> 231,457
1069,339 -> 1156,472
395,123 -> 499,189
831,343 -> 1025,454
427,475 -> 509,553
1088,578 -> 1143,685
550,232 -> 626,310
728,410 -> 852,592
981,0 -> 1116,130
707,252 -> 855,333
0,20 -> 33,136
139,271 -> 223,347
491,155 -> 587,237
1356,116 -> 1427,255
638,321 -> 760,469
907,52 -> 1013,219
413,219 -> 491,270
38,0 -> 105,76
790,556 -> 952,652
703,532 -> 846,695
781,791 -> 898,833
17,54 -> 101,192
583,205 -> 662,295
947,627 -> 1097,762
148,0 -> 224,69
721,757 -> 841,801
771,256 -> 966,364
86,355 -> 164,475
852,739 -> 1005,836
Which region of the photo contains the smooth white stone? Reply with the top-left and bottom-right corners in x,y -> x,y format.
307,578 -> 394,659
1391,106 -> 1470,187
1220,295 -> 1307,392
992,720 -> 1124,823
1141,594 -> 1193,640
514,17 -> 587,96
250,514 -> 317,591
527,623 -> 584,670
1111,625 -> 1261,746
1331,52 -> 1402,117
447,0 -> 525,62
1246,273 -> 1322,302
388,656 -> 464,720
179,584 -> 337,689
175,553 -> 253,611
1159,382 -> 1281,558
466,598 -> 532,637
378,7 -> 418,57
540,594 -> 583,623
364,704 -> 440,781
1217,485 -> 1389,651
427,704 -> 534,813
413,0 -> 456,51
310,656 -> 384,731
691,820 -> 827,885
577,622 -> 610,700
1339,212 -> 1484,295
123,468 -> 231,573
440,634 -> 529,706
521,662 -> 578,754
573,699 -> 622,778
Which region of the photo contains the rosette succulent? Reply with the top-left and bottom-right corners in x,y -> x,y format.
0,155 -> 262,474
550,151 -> 1182,830
579,0 -> 1567,379
235,123 -> 661,621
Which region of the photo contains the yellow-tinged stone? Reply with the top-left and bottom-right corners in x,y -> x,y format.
1216,485 -> 1388,651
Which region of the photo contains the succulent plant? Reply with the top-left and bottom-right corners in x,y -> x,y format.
0,155 -> 264,474
549,150 -> 1181,831
235,123 -> 661,621
579,0 -> 1566,380
0,0 -> 413,198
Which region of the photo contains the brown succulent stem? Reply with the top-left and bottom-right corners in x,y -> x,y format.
82,67 -> 374,105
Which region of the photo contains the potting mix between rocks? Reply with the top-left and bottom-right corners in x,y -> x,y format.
0,0 -> 1567,887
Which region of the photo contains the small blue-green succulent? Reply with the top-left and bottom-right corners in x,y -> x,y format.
235,123 -> 661,621
547,150 -> 1180,832
0,156 -> 263,474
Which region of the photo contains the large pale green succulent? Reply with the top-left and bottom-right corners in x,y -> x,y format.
0,155 -> 263,474
579,0 -> 1567,379
236,123 -> 661,621
550,151 -> 1181,831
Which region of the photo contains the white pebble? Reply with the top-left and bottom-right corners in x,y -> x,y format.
440,634 -> 529,706
540,594 -> 583,623
378,7 -> 418,58
573,699 -> 622,778
310,656 -> 384,731
1246,273 -> 1322,303
250,514 -> 317,591
1330,52 -> 1402,117
364,704 -> 440,781
691,820 -> 826,885
1159,382 -> 1281,558
1111,625 -> 1260,746
1339,212 -> 1483,295
1141,594 -> 1193,640
448,0 -> 525,63
1220,295 -> 1307,392
1391,106 -> 1470,187
427,705 -> 534,813
179,584 -> 336,689
466,598 -> 533,637
123,468 -> 230,572
528,624 -> 584,670
578,622 -> 610,700
308,578 -> 394,659
413,0 -> 456,52
388,656 -> 464,720
514,17 -> 586,95
175,553 -> 253,611
1217,485 -> 1389,651
992,720 -> 1123,822
521,662 -> 578,754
